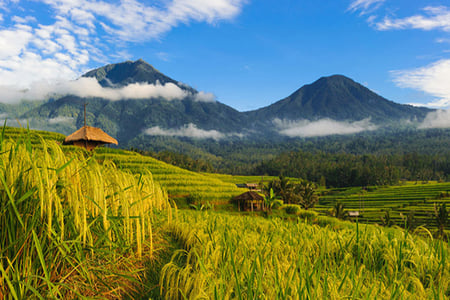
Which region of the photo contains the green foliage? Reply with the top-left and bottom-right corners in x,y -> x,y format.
434,203 -> 448,238
282,204 -> 301,214
333,201 -> 348,220
263,188 -> 277,212
381,210 -> 395,227
296,180 -> 319,210
317,182 -> 450,231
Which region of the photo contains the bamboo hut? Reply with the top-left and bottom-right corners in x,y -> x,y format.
63,126 -> 118,151
234,191 -> 264,212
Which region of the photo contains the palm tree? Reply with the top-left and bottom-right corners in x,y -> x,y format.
434,203 -> 448,238
264,188 -> 277,212
333,201 -> 347,220
265,175 -> 294,204
381,210 -> 395,227
296,181 -> 318,210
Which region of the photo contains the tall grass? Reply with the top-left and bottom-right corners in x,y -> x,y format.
0,130 -> 169,298
159,211 -> 450,299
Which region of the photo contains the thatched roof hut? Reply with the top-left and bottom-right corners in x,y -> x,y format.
234,191 -> 264,211
64,126 -> 118,151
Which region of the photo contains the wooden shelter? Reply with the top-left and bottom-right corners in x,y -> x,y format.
234,191 -> 264,212
63,126 -> 118,151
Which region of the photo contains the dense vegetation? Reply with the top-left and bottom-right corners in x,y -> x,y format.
0,129 -> 170,298
156,211 -> 450,299
254,150 -> 450,187
1,127 -> 449,299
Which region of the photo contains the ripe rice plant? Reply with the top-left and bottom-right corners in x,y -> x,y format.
93,150 -> 243,204
159,211 -> 450,299
0,130 -> 169,298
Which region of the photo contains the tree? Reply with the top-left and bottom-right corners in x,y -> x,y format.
295,181 -> 318,210
265,175 -> 295,204
381,210 -> 395,227
434,203 -> 448,238
333,201 -> 347,220
264,188 -> 277,212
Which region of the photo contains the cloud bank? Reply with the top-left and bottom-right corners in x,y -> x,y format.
418,110 -> 450,129
47,116 -> 75,125
274,118 -> 378,137
144,123 -> 242,140
0,77 -> 215,103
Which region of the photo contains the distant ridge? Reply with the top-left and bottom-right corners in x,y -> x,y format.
246,75 -> 430,123
3,60 -> 434,148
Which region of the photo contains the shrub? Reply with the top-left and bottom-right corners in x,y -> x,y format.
272,199 -> 284,210
283,204 -> 301,214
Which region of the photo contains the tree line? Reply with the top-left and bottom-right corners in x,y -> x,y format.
253,151 -> 450,187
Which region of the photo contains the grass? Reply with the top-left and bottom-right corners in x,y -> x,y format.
157,210 -> 450,299
0,128 -> 170,298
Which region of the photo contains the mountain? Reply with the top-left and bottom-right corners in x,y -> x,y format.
4,60 -> 436,148
246,75 -> 431,123
21,60 -> 248,143
82,59 -> 195,92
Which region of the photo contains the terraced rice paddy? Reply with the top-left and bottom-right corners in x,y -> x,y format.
317,183 -> 450,228
93,148 -> 243,205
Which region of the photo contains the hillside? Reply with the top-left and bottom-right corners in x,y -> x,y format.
246,75 -> 431,123
2,126 -> 242,205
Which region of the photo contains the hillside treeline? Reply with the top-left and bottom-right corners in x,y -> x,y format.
253,151 -> 450,187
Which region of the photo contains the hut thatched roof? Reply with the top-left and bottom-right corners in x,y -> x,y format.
234,191 -> 264,201
64,126 -> 118,145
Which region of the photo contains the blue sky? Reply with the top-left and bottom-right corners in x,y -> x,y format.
0,0 -> 449,111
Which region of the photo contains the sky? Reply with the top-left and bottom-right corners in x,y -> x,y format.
0,0 -> 449,112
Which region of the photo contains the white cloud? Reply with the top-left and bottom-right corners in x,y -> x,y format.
348,0 -> 385,15
194,91 -> 216,102
144,123 -> 231,140
0,77 -> 215,103
12,15 -> 37,24
391,59 -> 450,109
274,118 -> 378,137
418,110 -> 450,129
47,116 -> 75,124
41,0 -> 246,42
376,6 -> 450,31
0,0 -> 247,93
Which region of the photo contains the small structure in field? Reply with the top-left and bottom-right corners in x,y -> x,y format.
63,126 -> 118,151
348,211 -> 360,217
234,191 -> 264,212
235,183 -> 260,191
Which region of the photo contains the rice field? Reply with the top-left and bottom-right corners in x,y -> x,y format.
0,130 -> 170,298
317,183 -> 450,228
153,210 -> 450,299
93,148 -> 243,205
1,127 -> 450,299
